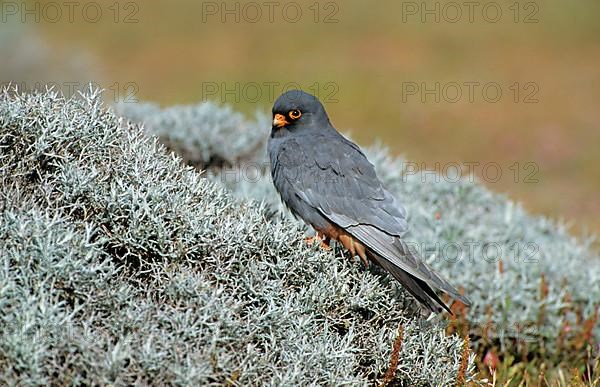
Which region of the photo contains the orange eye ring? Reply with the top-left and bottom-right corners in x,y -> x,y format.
289,109 -> 302,119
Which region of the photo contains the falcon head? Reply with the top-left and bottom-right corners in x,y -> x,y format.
272,90 -> 330,131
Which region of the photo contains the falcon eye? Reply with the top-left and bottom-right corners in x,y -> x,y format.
289,109 -> 302,119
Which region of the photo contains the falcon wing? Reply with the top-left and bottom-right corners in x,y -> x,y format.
293,134 -> 409,235
276,134 -> 470,310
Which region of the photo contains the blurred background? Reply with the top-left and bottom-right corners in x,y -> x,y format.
2,0 -> 599,238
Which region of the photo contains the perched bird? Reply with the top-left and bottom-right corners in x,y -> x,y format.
268,90 -> 470,314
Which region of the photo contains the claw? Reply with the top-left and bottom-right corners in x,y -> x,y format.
304,232 -> 331,250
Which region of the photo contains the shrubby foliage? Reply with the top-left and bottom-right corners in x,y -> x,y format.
121,97 -> 600,382
1,89 -> 478,386
117,102 -> 269,168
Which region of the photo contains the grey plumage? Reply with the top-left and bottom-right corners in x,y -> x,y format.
268,90 -> 470,313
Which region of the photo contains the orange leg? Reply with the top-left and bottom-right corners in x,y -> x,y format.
338,234 -> 370,269
312,225 -> 371,269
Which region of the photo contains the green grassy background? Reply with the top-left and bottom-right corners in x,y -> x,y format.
10,0 -> 600,237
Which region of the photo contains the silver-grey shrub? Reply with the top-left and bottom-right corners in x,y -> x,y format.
121,97 -> 600,380
116,101 -> 269,168
0,89 -> 477,386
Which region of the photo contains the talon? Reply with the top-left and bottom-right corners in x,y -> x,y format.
319,240 -> 331,250
304,233 -> 331,251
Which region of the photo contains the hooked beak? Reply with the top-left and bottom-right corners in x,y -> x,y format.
273,113 -> 289,128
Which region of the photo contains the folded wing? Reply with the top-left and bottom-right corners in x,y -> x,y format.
281,134 -> 470,312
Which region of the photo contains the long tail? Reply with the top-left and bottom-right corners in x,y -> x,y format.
333,223 -> 471,314
367,248 -> 454,314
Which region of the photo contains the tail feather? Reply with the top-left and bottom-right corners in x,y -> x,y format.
393,238 -> 472,307
343,224 -> 471,312
368,249 -> 451,314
